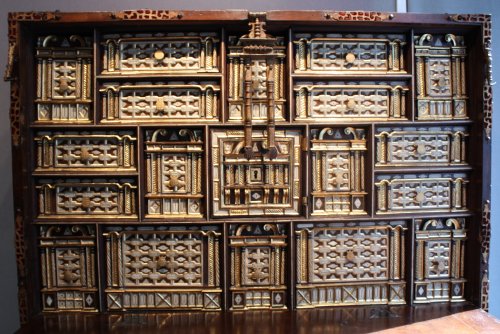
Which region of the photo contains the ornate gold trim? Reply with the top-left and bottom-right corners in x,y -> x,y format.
324,11 -> 394,21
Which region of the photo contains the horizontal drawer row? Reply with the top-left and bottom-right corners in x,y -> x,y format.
33,127 -> 469,219
38,218 -> 467,311
34,32 -> 468,124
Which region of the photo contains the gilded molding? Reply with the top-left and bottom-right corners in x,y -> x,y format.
324,11 -> 394,21
111,10 -> 183,20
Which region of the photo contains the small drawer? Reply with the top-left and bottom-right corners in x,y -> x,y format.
414,217 -> 467,303
294,81 -> 409,121
100,81 -> 220,122
415,34 -> 468,120
37,178 -> 137,218
229,223 -> 287,310
36,35 -> 93,123
375,173 -> 468,214
294,33 -> 406,73
104,226 -> 222,310
39,225 -> 98,311
295,221 -> 407,308
310,127 -> 368,215
34,131 -> 137,172
102,33 -> 220,74
375,127 -> 468,167
145,128 -> 204,218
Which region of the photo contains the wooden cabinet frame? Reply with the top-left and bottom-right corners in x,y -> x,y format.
4,10 -> 491,324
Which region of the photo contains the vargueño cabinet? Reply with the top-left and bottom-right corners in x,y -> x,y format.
4,9 -> 492,327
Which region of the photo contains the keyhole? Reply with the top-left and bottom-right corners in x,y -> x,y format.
254,170 -> 259,179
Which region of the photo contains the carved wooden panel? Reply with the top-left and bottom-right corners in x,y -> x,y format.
100,81 -> 220,122
36,35 -> 93,123
296,221 -> 406,308
376,174 -> 468,214
37,179 -> 137,218
211,129 -> 301,217
229,224 -> 287,310
415,34 -> 467,120
293,33 -> 406,73
375,127 -> 468,166
310,127 -> 367,215
102,33 -> 220,74
227,25 -> 286,123
145,128 -> 204,218
414,218 -> 466,303
39,225 -> 97,311
34,131 -> 136,172
294,81 -> 408,121
104,226 -> 221,310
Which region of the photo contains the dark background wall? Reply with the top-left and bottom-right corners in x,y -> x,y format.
1,1 -> 498,332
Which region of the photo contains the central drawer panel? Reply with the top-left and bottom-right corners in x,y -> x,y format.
211,129 -> 302,217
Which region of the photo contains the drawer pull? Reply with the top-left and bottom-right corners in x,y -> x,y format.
80,147 -> 91,162
156,98 -> 166,112
346,250 -> 356,263
416,143 -> 427,155
345,52 -> 356,64
346,99 -> 356,110
154,49 -> 165,60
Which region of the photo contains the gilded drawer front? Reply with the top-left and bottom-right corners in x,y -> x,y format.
36,35 -> 93,123
376,127 -> 468,166
211,129 -> 301,217
415,34 -> 467,120
295,222 -> 406,308
104,226 -> 221,310
295,81 -> 408,121
311,127 -> 367,215
100,82 -> 220,122
229,224 -> 287,310
39,225 -> 97,311
37,179 -> 137,218
294,34 -> 406,73
34,131 -> 136,172
102,33 -> 219,74
376,174 -> 468,214
414,218 -> 467,303
145,129 -> 204,218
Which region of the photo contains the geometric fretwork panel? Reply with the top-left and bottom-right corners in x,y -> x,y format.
36,179 -> 137,218
311,127 -> 367,215
293,33 -> 406,73
100,81 -> 220,122
39,225 -> 97,311
229,224 -> 287,310
414,218 -> 467,303
104,226 -> 221,310
34,131 -> 136,172
145,129 -> 204,218
36,35 -> 93,123
102,33 -> 220,74
415,34 -> 467,120
295,81 -> 409,121
376,127 -> 468,166
211,129 -> 301,217
295,222 -> 406,308
375,173 -> 468,214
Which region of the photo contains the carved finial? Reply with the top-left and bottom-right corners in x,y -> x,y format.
248,12 -> 268,39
